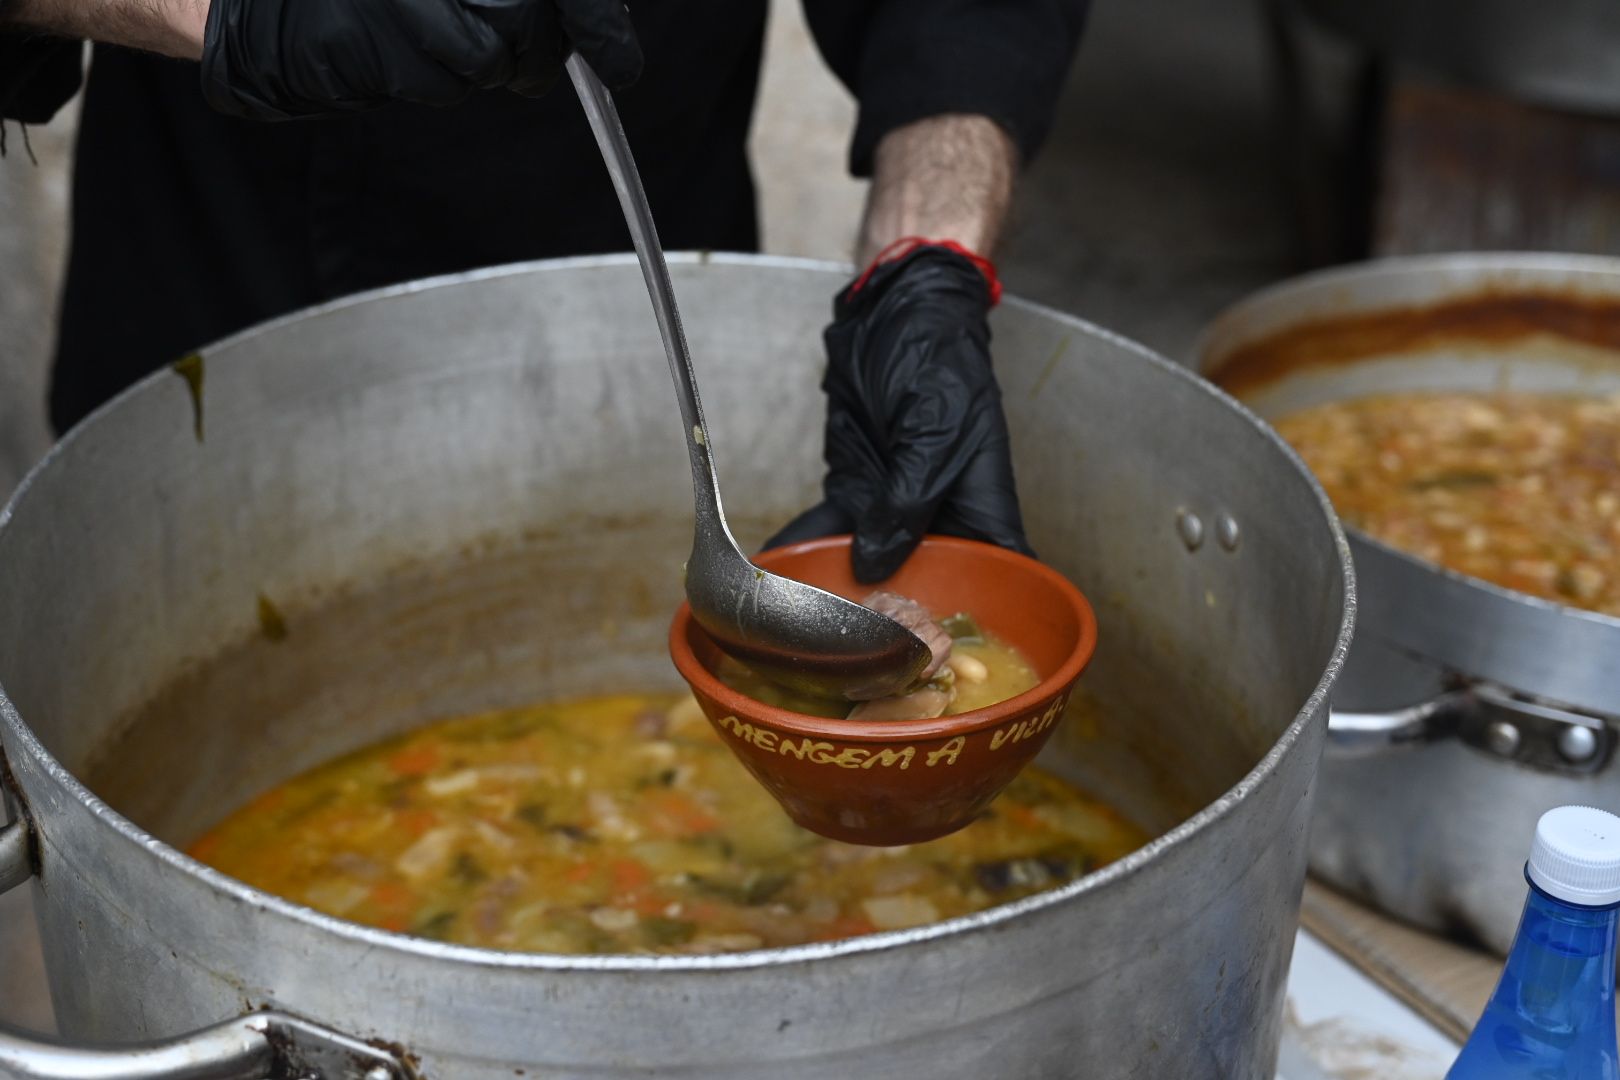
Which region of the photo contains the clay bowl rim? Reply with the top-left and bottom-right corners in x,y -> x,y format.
668,535 -> 1098,743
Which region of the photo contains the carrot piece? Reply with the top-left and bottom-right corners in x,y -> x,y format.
1003,803 -> 1045,832
610,858 -> 652,894
630,893 -> 673,916
387,744 -> 441,777
393,808 -> 440,838
188,832 -> 222,863
684,900 -> 727,924
563,861 -> 597,884
369,880 -> 415,914
646,791 -> 720,837
815,915 -> 877,942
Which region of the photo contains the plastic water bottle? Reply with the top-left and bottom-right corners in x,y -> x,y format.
1448,805 -> 1620,1079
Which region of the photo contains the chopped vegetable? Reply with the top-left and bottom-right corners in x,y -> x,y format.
451,852 -> 486,885
644,790 -> 721,838
609,858 -> 652,894
939,613 -> 984,643
973,856 -> 1077,893
387,745 -> 442,777
689,871 -> 791,907
395,827 -> 459,882
589,907 -> 639,933
393,808 -> 440,838
641,916 -> 696,946
860,895 -> 941,930
514,803 -> 547,829
411,911 -> 457,940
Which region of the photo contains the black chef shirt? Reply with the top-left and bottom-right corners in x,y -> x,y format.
1,1 -> 1087,434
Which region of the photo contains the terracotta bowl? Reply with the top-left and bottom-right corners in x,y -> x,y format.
668,535 -> 1099,845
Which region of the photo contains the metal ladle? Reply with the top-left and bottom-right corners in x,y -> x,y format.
565,55 -> 931,701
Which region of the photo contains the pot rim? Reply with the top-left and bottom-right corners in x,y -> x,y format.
0,251 -> 1357,973
1192,249 -> 1620,366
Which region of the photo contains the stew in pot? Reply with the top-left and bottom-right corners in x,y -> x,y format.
1274,391 -> 1620,615
190,691 -> 1144,955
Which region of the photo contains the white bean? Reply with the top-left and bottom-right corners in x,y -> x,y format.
948,654 -> 989,684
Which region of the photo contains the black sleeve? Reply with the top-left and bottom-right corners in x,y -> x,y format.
803,0 -> 1089,177
1,33 -> 84,124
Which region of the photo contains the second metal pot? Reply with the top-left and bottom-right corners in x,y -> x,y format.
1200,252 -> 1620,954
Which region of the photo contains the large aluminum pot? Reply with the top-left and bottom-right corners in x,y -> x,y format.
1199,253 -> 1620,955
0,255 -> 1352,1079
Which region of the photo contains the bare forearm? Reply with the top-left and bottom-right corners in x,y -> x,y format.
1,0 -> 206,59
857,114 -> 1019,266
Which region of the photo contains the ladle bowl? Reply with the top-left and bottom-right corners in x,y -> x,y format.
669,535 -> 1100,845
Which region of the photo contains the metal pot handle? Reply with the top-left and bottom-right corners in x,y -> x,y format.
1325,692 -> 1470,756
1328,685 -> 1612,774
0,813 -> 413,1080
0,1010 -> 412,1080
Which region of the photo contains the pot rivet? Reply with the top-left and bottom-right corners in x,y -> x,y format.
1485,720 -> 1522,758
1176,509 -> 1204,551
1557,724 -> 1600,764
1216,514 -> 1241,551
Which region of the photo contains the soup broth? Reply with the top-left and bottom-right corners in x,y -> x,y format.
191,692 -> 1145,955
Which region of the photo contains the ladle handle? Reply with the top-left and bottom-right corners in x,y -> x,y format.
565,54 -> 728,539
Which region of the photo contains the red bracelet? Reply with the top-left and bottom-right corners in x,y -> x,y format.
848,236 -> 1003,307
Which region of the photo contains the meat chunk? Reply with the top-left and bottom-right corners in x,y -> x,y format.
861,591 -> 951,681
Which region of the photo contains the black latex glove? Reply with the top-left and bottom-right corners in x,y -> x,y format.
767,245 -> 1035,584
201,0 -> 642,120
